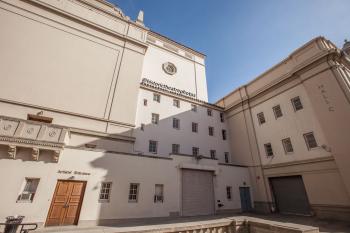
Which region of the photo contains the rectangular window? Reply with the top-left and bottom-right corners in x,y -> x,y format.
273,105 -> 283,119
222,130 -> 227,140
257,112 -> 266,125
226,186 -> 232,200
191,104 -> 197,112
18,178 -> 40,202
172,144 -> 180,154
264,143 -> 274,157
207,108 -> 212,116
149,140 -> 158,153
128,183 -> 139,202
282,138 -> 294,154
210,150 -> 216,159
151,113 -> 159,124
224,152 -> 229,163
173,99 -> 180,108
140,123 -> 145,131
220,112 -> 224,122
173,118 -> 180,129
153,93 -> 161,103
304,132 -> 318,150
143,99 -> 148,106
192,122 -> 198,133
99,182 -> 112,202
154,184 -> 164,203
208,126 -> 214,136
291,96 -> 303,111
192,147 -> 199,156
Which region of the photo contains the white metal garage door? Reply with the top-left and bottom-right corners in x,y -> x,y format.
182,169 -> 215,216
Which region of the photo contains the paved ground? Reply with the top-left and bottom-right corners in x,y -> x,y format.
35,213 -> 350,233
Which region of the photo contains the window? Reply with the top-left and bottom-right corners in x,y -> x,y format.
264,143 -> 274,157
154,184 -> 164,203
18,178 -> 39,202
291,96 -> 303,111
153,93 -> 160,103
173,99 -> 180,108
304,132 -> 318,150
224,152 -> 230,163
172,144 -> 180,154
173,118 -> 180,129
222,130 -> 227,140
99,182 -> 112,202
282,138 -> 294,154
151,113 -> 159,125
210,150 -> 216,159
226,186 -> 232,200
208,126 -> 214,136
140,123 -> 145,131
192,122 -> 198,133
192,147 -> 199,156
273,105 -> 283,119
257,112 -> 266,125
149,140 -> 158,153
220,112 -> 224,122
128,183 -> 139,202
191,104 -> 197,112
143,99 -> 147,106
207,108 -> 212,116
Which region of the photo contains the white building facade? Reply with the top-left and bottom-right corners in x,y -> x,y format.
0,0 -> 251,227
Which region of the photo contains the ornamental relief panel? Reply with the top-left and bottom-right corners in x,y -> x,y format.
42,127 -> 62,142
21,124 -> 41,140
0,119 -> 19,136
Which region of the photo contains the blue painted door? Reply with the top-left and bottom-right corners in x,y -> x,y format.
239,187 -> 252,212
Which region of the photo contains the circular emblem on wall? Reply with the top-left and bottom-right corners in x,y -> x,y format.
26,128 -> 34,135
3,124 -> 12,131
49,130 -> 57,137
162,62 -> 177,75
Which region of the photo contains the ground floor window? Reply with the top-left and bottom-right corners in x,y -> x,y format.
128,183 -> 139,202
154,184 -> 164,203
226,186 -> 232,200
17,178 -> 40,202
99,182 -> 112,202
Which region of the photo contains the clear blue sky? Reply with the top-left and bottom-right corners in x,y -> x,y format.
111,0 -> 350,103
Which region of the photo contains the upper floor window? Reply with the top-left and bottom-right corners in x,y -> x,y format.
208,126 -> 214,136
210,150 -> 216,159
303,132 -> 318,150
192,122 -> 198,133
224,152 -> 230,163
282,138 -> 294,154
291,96 -> 303,111
207,109 -> 212,116
273,105 -> 283,119
128,183 -> 139,203
222,130 -> 227,140
226,186 -> 232,200
140,123 -> 145,131
172,144 -> 180,154
257,112 -> 266,125
220,112 -> 225,122
149,140 -> 158,153
17,178 -> 39,202
173,99 -> 180,108
154,184 -> 164,203
191,104 -> 197,112
151,113 -> 159,125
264,143 -> 274,157
143,99 -> 148,106
192,147 -> 199,156
153,93 -> 161,103
99,182 -> 112,202
173,118 -> 180,129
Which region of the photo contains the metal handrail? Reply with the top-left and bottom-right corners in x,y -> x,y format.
0,222 -> 38,233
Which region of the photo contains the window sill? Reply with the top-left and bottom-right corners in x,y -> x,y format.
98,199 -> 110,203
16,200 -> 33,203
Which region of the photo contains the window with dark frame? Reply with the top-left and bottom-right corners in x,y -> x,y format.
192,147 -> 199,156
282,138 -> 294,154
143,99 -> 148,106
192,122 -> 198,133
224,152 -> 229,163
291,96 -> 303,111
154,184 -> 164,203
191,104 -> 197,112
153,93 -> 161,103
172,144 -> 180,154
220,113 -> 224,122
264,143 -> 274,157
151,113 -> 159,124
99,182 -> 112,201
273,105 -> 283,119
210,150 -> 216,159
173,118 -> 180,129
304,132 -> 318,150
222,130 -> 227,140
128,183 -> 139,202
207,108 -> 212,116
226,186 -> 232,200
208,126 -> 214,136
173,99 -> 180,108
17,178 -> 40,202
257,112 -> 266,125
140,123 -> 145,131
149,140 -> 158,153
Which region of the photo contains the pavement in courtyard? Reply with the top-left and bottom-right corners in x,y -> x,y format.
35,213 -> 350,233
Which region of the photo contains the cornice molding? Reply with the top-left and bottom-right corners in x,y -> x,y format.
262,156 -> 334,169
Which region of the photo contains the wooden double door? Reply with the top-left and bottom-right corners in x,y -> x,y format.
46,180 -> 86,226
